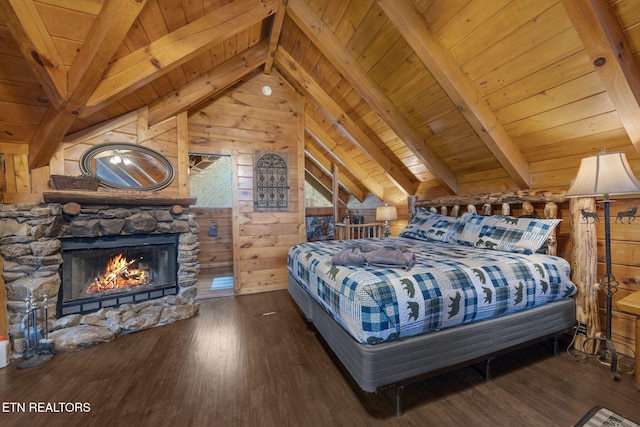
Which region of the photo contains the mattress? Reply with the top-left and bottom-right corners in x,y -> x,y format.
287,237 -> 577,345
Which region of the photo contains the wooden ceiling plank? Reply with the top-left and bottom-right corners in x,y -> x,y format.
27,0 -> 147,169
561,0 -> 640,151
275,46 -> 413,196
264,0 -> 288,74
148,41 -> 269,125
1,0 -> 66,108
377,0 -> 531,189
84,0 -> 278,115
305,114 -> 385,200
287,0 -> 457,194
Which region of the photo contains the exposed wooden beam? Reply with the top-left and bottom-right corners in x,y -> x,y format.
276,48 -> 413,196
63,110 -> 139,144
83,0 -> 278,116
377,0 -> 530,189
28,105 -> 79,169
305,114 -> 385,200
68,0 -> 148,107
332,162 -> 340,223
305,169 -> 334,205
304,158 -> 349,205
561,0 -> 640,151
1,0 -> 66,109
28,0 -> 147,169
264,0 -> 288,74
147,41 -> 269,126
305,137 -> 364,202
287,0 -> 457,194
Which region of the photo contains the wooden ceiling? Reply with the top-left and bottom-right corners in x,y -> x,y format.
2,0 -> 640,201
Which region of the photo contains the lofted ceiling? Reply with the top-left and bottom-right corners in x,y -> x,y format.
2,0 -> 640,203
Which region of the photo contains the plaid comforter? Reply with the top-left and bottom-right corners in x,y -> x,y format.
288,237 -> 577,345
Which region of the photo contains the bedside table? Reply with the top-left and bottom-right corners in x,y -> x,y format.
617,291 -> 640,390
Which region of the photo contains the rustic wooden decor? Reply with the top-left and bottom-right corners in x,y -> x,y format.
43,191 -> 196,207
569,197 -> 599,354
49,175 -> 100,191
253,150 -> 289,211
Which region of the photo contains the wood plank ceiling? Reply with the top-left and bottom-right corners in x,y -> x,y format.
2,0 -> 640,202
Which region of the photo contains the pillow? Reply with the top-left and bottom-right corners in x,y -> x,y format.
400,208 -> 463,243
473,215 -> 561,254
455,212 -> 497,246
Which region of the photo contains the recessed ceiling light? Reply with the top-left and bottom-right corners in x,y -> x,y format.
261,85 -> 272,96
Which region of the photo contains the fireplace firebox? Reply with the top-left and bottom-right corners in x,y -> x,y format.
59,234 -> 179,317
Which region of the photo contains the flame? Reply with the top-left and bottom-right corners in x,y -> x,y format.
86,253 -> 149,294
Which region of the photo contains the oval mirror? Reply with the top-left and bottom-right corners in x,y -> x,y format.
80,143 -> 175,191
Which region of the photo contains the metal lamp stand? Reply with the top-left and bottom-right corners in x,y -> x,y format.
597,197 -> 620,380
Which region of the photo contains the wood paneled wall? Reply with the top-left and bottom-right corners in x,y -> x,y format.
189,71 -> 306,295
1,142 -> 32,202
49,108 -> 187,197
193,208 -> 233,270
594,197 -> 640,355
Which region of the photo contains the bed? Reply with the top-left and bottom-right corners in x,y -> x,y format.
287,192 -> 578,414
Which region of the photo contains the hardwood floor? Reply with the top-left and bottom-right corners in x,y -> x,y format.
1,290 -> 638,427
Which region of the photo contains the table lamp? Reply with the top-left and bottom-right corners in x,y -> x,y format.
376,204 -> 397,237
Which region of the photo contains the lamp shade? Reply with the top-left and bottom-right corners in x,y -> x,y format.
565,150 -> 640,198
376,205 -> 398,221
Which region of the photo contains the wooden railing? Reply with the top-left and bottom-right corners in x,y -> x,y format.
335,218 -> 384,240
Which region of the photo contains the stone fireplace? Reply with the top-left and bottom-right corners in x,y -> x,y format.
0,197 -> 200,357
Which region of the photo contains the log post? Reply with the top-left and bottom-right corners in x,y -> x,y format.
544,201 -> 558,256
407,195 -> 418,220
569,197 -> 599,353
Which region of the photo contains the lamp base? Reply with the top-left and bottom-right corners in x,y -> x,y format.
580,334 -> 636,380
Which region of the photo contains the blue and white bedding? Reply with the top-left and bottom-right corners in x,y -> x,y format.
287,236 -> 577,345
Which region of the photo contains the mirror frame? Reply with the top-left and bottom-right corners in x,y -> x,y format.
80,143 -> 175,191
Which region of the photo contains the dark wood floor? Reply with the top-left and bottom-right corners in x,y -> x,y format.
1,290 -> 638,427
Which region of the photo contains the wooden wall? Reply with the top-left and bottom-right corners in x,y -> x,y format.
189,71 -> 306,295
49,108 -> 188,197
594,197 -> 640,356
192,207 -> 233,270
1,143 -> 32,202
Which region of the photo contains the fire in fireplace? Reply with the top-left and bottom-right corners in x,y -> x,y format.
86,253 -> 149,294
59,234 -> 179,317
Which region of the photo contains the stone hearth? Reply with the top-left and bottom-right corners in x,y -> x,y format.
0,201 -> 200,357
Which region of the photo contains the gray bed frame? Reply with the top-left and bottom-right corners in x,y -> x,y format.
289,273 -> 575,415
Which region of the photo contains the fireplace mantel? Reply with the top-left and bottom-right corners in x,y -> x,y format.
43,190 -> 197,207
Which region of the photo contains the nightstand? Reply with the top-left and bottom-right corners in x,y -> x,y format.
617,291 -> 640,390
